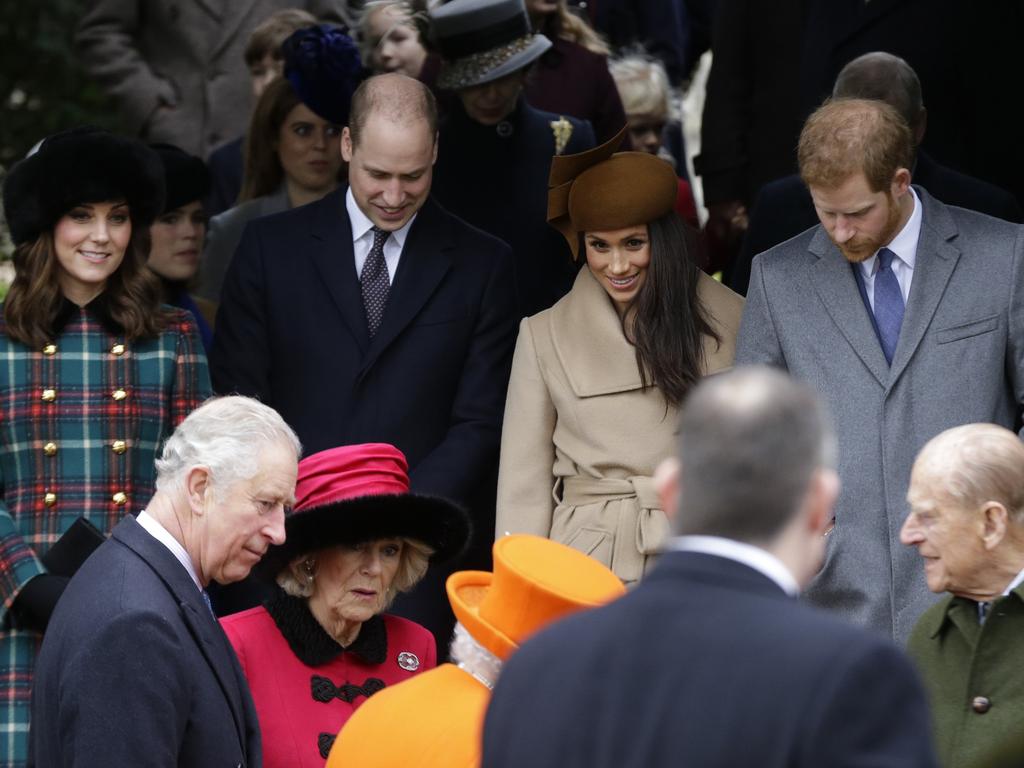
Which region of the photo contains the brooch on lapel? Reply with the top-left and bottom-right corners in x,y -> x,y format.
551,117 -> 574,155
397,651 -> 420,671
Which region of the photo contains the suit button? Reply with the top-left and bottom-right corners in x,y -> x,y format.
112,439 -> 127,454
972,696 -> 991,714
112,388 -> 127,401
42,344 -> 57,355
43,442 -> 57,456
111,343 -> 125,356
112,492 -> 128,506
44,492 -> 57,507
41,389 -> 56,402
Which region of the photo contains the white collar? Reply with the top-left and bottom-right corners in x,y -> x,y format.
136,510 -> 204,592
1003,565 -> 1024,596
859,186 -> 921,278
345,187 -> 416,249
665,535 -> 800,596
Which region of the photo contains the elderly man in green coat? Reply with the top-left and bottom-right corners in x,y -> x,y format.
901,423 -> 1024,768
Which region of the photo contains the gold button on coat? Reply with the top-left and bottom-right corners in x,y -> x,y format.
112,440 -> 127,454
112,492 -> 128,506
43,442 -> 57,456
112,389 -> 127,401
41,389 -> 56,402
42,344 -> 57,356
111,344 -> 125,356
43,492 -> 57,507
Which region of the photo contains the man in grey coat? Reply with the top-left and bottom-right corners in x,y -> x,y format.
75,0 -> 347,157
736,97 -> 1024,642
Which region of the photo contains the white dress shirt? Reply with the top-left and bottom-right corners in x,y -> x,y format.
859,186 -> 922,311
346,188 -> 415,284
664,535 -> 800,596
136,510 -> 203,592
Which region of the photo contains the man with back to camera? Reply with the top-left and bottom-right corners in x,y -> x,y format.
735,97 -> 1024,643
482,367 -> 937,768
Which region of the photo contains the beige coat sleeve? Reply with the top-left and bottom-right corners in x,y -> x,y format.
495,318 -> 558,539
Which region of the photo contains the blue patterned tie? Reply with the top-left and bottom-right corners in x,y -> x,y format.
873,248 -> 904,365
360,227 -> 391,337
201,589 -> 216,619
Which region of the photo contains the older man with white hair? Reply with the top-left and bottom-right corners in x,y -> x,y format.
901,423 -> 1024,768
31,396 -> 300,768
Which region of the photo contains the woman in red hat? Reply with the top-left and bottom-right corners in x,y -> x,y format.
220,442 -> 469,768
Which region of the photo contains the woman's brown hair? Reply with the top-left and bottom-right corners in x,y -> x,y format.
4,226 -> 167,349
239,77 -> 303,202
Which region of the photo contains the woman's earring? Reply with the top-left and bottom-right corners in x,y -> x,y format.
303,559 -> 316,584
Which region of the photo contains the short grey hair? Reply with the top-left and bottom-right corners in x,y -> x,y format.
278,537 -> 434,608
673,366 -> 836,544
155,396 -> 301,497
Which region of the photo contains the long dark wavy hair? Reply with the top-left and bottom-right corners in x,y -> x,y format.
618,212 -> 720,407
4,226 -> 167,349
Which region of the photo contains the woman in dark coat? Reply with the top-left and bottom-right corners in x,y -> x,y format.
0,127 -> 211,766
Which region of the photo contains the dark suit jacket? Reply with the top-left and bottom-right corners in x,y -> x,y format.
730,151 -> 1024,294
31,516 -> 260,767
483,551 -> 938,768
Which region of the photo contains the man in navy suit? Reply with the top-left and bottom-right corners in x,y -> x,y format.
31,397 -> 300,767
482,367 -> 937,768
209,73 -> 518,647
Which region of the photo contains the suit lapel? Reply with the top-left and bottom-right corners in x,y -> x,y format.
888,190 -> 961,384
309,189 -> 371,354
808,229 -> 891,386
113,519 -> 249,758
357,199 -> 453,380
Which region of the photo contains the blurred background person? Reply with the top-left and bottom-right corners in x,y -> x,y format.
199,24 -> 361,304
329,534 -> 625,767
429,0 -> 595,317
609,53 -> 697,227
496,130 -> 742,584
74,0 -> 350,159
149,144 -> 215,351
901,424 -> 1024,768
360,0 -> 430,77
206,8 -> 320,217
0,127 -> 211,766
221,443 -> 469,766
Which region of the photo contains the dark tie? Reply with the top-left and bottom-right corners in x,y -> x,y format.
873,248 -> 904,365
360,227 -> 390,337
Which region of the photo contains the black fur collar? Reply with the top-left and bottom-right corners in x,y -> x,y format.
52,293 -> 124,337
264,588 -> 387,667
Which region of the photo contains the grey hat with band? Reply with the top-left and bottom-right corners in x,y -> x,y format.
431,0 -> 552,90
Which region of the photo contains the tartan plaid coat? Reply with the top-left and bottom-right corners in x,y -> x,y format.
0,300 -> 210,766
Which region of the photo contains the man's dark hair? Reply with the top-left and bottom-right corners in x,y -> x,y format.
833,51 -> 924,135
348,73 -> 438,146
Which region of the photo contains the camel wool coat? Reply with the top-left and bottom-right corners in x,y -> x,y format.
496,267 -> 743,583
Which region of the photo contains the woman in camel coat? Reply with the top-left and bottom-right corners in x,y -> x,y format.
496,129 -> 743,584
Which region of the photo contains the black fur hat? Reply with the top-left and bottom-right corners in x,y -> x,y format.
2,127 -> 165,246
151,144 -> 210,213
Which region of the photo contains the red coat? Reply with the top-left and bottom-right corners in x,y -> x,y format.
222,602 -> 436,768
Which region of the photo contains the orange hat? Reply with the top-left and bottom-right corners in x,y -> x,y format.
447,534 -> 625,660
547,125 -> 678,260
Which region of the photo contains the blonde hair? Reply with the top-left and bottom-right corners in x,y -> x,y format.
534,1 -> 609,56
609,54 -> 677,120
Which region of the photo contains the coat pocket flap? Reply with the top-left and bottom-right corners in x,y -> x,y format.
934,315 -> 999,344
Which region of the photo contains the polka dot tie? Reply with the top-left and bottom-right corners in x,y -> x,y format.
361,226 -> 390,337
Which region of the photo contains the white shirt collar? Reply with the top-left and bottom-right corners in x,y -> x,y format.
859,186 -> 921,279
345,187 -> 416,250
665,535 -> 801,596
1003,565 -> 1024,596
136,510 -> 204,591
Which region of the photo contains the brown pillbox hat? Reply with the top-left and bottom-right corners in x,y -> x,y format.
548,126 -> 678,259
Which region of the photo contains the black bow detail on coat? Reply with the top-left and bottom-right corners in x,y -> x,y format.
310,674 -> 386,704
318,733 -> 336,759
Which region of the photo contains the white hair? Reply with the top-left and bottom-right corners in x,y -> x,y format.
609,54 -> 680,122
155,396 -> 301,497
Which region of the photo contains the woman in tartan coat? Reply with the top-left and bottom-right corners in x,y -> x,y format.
0,128 -> 211,765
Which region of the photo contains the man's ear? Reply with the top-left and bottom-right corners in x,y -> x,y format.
341,126 -> 354,163
654,457 -> 680,522
980,501 -> 1009,550
891,167 -> 912,197
185,466 -> 212,516
806,468 -> 840,537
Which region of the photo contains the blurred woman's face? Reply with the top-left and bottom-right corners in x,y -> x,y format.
584,224 -> 651,317
148,201 -> 205,282
365,6 -> 427,77
276,103 -> 343,196
458,71 -> 526,126
54,200 -> 131,306
308,539 -> 405,638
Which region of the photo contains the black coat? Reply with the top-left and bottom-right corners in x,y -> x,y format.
432,99 -> 595,318
32,516 -> 261,767
483,551 -> 938,768
729,151 -> 1024,294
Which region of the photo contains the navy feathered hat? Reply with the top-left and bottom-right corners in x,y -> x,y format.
151,144 -> 210,213
2,127 -> 165,246
282,25 -> 363,125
